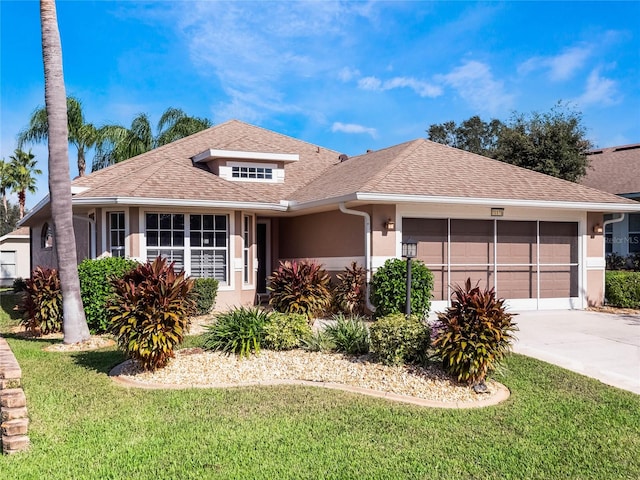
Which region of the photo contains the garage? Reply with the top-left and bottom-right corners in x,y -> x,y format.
403,218 -> 579,309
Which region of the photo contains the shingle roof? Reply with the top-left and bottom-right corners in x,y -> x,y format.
290,139 -> 637,206
45,121 -> 638,213
72,120 -> 341,204
580,144 -> 640,196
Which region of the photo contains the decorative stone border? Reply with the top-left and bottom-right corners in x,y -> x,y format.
0,336 -> 30,454
109,361 -> 510,409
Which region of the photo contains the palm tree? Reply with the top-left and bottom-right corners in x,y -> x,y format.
0,159 -> 14,217
40,0 -> 90,344
8,149 -> 42,219
92,108 -> 212,170
18,96 -> 97,177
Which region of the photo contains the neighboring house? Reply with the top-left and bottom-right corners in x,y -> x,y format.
0,227 -> 31,287
19,120 -> 640,311
581,144 -> 640,257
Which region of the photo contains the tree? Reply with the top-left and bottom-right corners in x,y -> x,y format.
18,96 -> 97,178
0,202 -> 21,236
92,108 -> 212,170
494,104 -> 593,182
40,0 -> 90,344
0,159 -> 14,216
427,103 -> 593,182
8,149 -> 42,219
427,116 -> 503,157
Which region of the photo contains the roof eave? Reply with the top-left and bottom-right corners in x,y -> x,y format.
71,196 -> 288,211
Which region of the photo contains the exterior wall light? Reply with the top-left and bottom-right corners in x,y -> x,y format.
384,218 -> 395,231
593,224 -> 603,234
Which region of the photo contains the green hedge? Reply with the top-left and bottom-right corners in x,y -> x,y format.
191,278 -> 219,315
605,271 -> 640,308
78,257 -> 139,333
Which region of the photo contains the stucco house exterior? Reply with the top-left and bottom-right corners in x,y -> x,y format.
0,227 -> 31,287
19,120 -> 640,312
581,144 -> 640,258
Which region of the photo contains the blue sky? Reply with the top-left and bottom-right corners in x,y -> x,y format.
1,1 -> 639,209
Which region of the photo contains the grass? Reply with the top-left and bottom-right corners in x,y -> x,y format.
0,295 -> 639,479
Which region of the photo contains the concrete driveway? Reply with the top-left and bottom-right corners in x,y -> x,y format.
512,310 -> 640,395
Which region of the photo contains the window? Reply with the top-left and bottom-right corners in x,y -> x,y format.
109,212 -> 125,257
231,165 -> 273,180
243,215 -> 251,284
41,223 -> 53,249
0,251 -> 16,279
629,214 -> 640,254
604,214 -> 613,255
146,213 -> 185,271
190,214 -> 228,282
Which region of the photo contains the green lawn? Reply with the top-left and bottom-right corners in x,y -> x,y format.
1,293 -> 639,479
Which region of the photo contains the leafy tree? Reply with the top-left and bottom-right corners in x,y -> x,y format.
40,0 -> 90,344
18,96 -> 97,177
427,103 -> 593,182
427,116 -> 503,157
92,108 -> 212,170
494,104 -> 593,182
0,202 -> 21,236
8,149 -> 42,219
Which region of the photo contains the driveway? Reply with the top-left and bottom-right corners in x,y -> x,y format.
512,310 -> 640,395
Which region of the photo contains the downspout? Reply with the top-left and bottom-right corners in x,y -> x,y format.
73,215 -> 96,259
601,213 -> 625,304
339,203 -> 376,313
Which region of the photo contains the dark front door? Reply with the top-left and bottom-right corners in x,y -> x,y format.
257,222 -> 267,293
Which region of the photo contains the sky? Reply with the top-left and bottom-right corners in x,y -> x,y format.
1,0 -> 639,210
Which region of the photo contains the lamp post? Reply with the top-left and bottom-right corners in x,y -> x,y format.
401,238 -> 417,316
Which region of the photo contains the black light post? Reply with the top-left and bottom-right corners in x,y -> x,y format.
401,238 -> 417,316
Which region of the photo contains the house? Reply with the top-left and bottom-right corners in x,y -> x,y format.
19,120 -> 640,311
0,227 -> 31,287
580,144 -> 640,258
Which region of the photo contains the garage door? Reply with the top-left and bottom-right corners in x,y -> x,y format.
403,218 -> 579,308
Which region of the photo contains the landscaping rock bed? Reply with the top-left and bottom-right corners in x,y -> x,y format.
112,349 -> 509,408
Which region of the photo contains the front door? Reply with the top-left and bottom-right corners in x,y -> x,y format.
256,220 -> 269,293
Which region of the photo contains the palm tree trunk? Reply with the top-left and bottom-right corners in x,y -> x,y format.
17,191 -> 25,220
40,0 -> 90,344
77,147 -> 85,177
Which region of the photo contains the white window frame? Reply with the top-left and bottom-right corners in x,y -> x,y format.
221,162 -> 281,183
628,213 -> 640,254
243,215 -> 253,285
0,250 -> 16,279
108,211 -> 126,257
145,213 -> 186,272
189,214 -> 229,284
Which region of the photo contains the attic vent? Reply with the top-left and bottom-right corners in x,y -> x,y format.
614,144 -> 640,152
339,154 -> 349,162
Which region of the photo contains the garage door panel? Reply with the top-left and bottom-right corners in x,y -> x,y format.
539,266 -> 579,298
497,221 -> 537,264
450,220 -> 494,263
540,222 -> 578,263
450,267 -> 494,292
429,267 -> 448,301
497,267 -> 536,299
404,218 -> 447,264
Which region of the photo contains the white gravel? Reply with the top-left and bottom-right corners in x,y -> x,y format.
117,348 -> 502,404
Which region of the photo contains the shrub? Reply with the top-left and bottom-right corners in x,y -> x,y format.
191,277 -> 219,315
370,258 -> 433,318
12,277 -> 27,293
369,313 -> 430,366
300,330 -> 334,352
323,314 -> 370,355
203,306 -> 269,357
263,312 -> 312,351
78,256 -> 139,333
431,278 -> 517,386
629,253 -> 640,272
332,261 -> 366,315
605,271 -> 640,308
606,253 -> 628,271
15,267 -> 62,336
109,256 -> 196,371
268,260 -> 332,320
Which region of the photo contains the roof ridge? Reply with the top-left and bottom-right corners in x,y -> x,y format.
361,139 -> 425,191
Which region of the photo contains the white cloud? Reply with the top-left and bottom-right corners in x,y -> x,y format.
338,67 -> 361,82
358,75 -> 442,98
438,61 -> 514,114
519,45 -> 591,81
331,122 -> 377,138
575,69 -> 620,107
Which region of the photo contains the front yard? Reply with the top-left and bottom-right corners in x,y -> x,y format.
1,294 -> 639,479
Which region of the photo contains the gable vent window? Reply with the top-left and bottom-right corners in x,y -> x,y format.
232,166 -> 273,180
